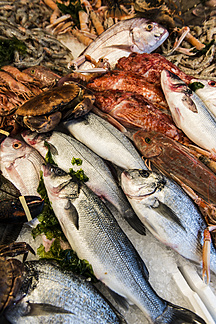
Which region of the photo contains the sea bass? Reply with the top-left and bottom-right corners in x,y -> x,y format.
0,137 -> 44,196
76,18 -> 168,70
120,169 -> 216,275
42,163 -> 206,324
22,131 -> 145,234
64,112 -> 146,170
5,260 -> 126,324
161,70 -> 216,154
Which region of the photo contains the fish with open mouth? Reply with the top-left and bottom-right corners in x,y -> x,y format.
74,18 -> 169,70
42,163 -> 206,324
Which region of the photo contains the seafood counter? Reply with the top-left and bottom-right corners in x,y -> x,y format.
0,1 -> 216,323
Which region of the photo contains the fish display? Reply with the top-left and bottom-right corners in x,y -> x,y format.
42,163 -> 206,324
120,169 -> 216,274
5,260 -> 126,324
161,70 -> 216,154
22,130 -> 145,234
0,137 -> 45,196
76,18 -> 169,70
64,112 -> 146,170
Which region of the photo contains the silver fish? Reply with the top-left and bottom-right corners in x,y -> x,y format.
5,260 -> 126,324
42,163 -> 206,324
22,130 -> 145,234
0,137 -> 44,196
120,169 -> 216,274
64,112 -> 146,170
161,70 -> 216,153
76,18 -> 168,70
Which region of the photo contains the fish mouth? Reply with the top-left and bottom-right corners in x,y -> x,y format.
126,185 -> 158,200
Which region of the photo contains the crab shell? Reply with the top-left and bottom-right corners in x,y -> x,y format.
15,84 -> 95,133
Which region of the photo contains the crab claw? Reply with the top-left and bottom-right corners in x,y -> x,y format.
0,196 -> 44,223
202,225 -> 216,284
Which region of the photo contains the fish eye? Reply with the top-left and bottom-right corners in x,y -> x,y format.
208,80 -> 216,87
139,170 -> 150,178
146,24 -> 153,31
53,167 -> 66,176
30,69 -> 35,74
145,137 -> 151,144
12,141 -> 22,149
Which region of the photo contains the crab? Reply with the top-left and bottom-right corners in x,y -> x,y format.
15,83 -> 95,133
0,242 -> 35,315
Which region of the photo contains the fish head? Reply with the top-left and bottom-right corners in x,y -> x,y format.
130,19 -> 169,53
42,163 -> 79,200
21,130 -> 52,158
133,130 -> 163,158
191,78 -> 216,112
121,169 -> 165,199
0,137 -> 33,166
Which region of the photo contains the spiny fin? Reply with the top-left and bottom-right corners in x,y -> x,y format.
151,199 -> 186,231
108,289 -> 130,310
64,199 -> 79,229
27,303 -> 74,316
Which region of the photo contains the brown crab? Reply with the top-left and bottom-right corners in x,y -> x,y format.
0,242 -> 35,314
15,83 -> 95,133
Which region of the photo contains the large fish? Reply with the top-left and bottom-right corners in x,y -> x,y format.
64,112 -> 146,170
42,163 -> 206,324
22,130 -> 145,234
76,18 -> 169,70
0,137 -> 44,196
161,70 -> 216,154
120,169 -> 216,274
5,260 -> 126,324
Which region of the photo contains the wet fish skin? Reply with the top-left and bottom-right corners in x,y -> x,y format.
64,112 -> 146,170
0,137 -> 44,196
22,130 -> 145,235
5,260 -> 127,324
42,163 -> 206,324
120,169 -> 216,274
161,70 -> 216,153
78,18 -> 168,70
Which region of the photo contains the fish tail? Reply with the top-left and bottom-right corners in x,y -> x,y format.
155,302 -> 206,324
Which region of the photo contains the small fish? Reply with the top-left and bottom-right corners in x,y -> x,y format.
22,130 -> 145,234
161,70 -> 216,154
42,163 -> 206,324
5,260 -> 126,324
76,18 -> 169,70
64,112 -> 146,170
0,137 -> 45,196
120,169 -> 216,274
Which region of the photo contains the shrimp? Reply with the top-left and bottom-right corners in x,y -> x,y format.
1,66 -> 34,83
0,71 -> 33,99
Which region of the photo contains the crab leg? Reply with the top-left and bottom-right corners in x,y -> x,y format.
202,225 -> 216,284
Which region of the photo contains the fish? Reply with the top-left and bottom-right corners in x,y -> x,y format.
64,112 -> 146,170
42,163 -> 206,324
22,130 -> 145,235
0,137 -> 45,196
120,169 -> 216,275
76,18 -> 169,70
5,260 -> 127,324
161,70 -> 216,154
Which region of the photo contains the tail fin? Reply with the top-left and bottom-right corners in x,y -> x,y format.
155,302 -> 206,324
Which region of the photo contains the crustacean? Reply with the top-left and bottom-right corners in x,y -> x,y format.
0,242 -> 35,315
15,83 -> 95,133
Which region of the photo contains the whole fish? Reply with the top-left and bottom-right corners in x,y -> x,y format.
120,169 -> 216,275
42,163 -> 206,324
0,137 -> 45,196
5,260 -> 126,324
76,18 -> 169,70
161,70 -> 216,154
132,129 -> 216,205
22,130 -> 145,234
64,112 -> 146,170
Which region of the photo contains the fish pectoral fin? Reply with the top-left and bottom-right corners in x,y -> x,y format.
44,140 -> 58,156
151,199 -> 185,231
108,289 -> 130,310
104,44 -> 132,52
182,94 -> 198,113
64,199 -> 79,229
124,209 -> 146,235
27,303 -> 74,316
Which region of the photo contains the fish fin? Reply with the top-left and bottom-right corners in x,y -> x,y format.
182,95 -> 198,113
124,213 -> 146,235
105,44 -> 132,52
137,255 -> 149,280
151,199 -> 186,231
46,141 -> 58,156
108,289 -> 130,310
64,199 -> 79,229
155,301 -> 206,324
27,303 -> 74,316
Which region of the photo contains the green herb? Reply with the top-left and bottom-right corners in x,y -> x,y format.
57,0 -> 84,28
44,141 -> 57,165
0,37 -> 26,67
37,239 -> 97,282
71,157 -> 82,166
189,82 -> 205,92
69,168 -> 89,182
